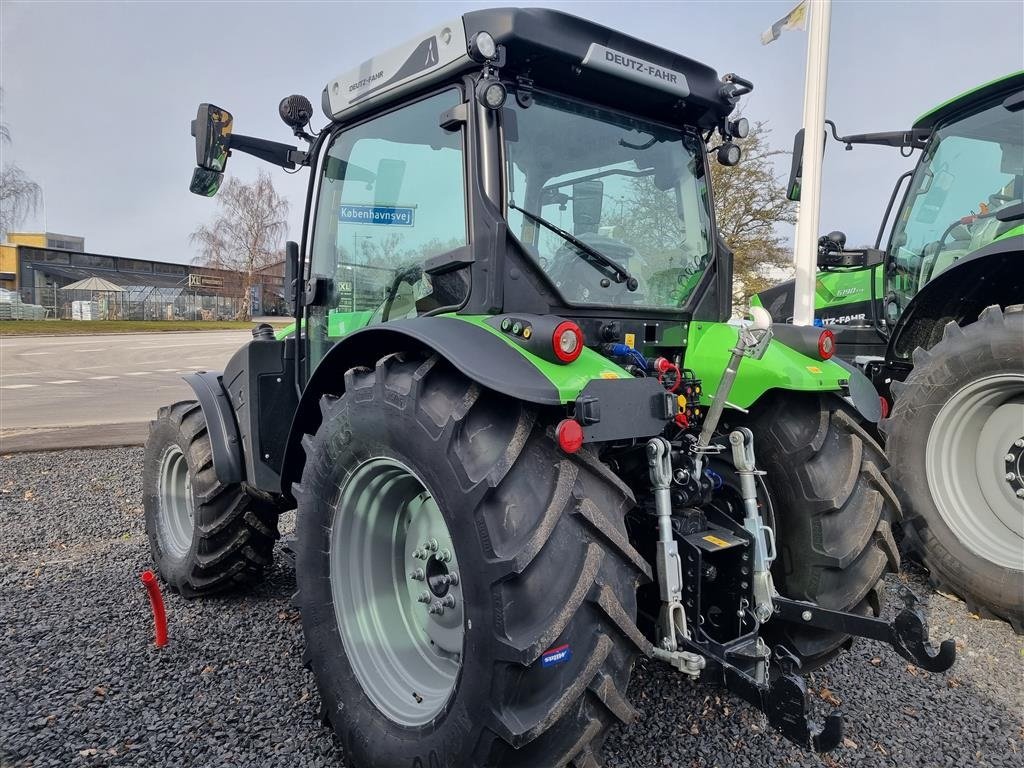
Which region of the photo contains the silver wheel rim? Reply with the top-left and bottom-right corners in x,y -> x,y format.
329,458 -> 463,726
925,373 -> 1024,570
157,444 -> 195,559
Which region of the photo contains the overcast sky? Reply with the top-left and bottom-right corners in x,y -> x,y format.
2,1 -> 1022,264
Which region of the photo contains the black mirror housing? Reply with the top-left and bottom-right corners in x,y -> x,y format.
284,240 -> 300,314
192,103 -> 234,172
818,246 -> 884,269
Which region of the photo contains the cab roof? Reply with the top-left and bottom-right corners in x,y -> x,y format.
323,7 -> 740,130
914,70 -> 1024,131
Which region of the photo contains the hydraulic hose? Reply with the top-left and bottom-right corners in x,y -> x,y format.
141,570 -> 168,648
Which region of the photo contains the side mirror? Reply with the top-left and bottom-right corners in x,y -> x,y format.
572,180 -> 604,235
817,241 -> 885,269
284,240 -> 300,315
786,128 -> 827,202
191,103 -> 233,172
189,167 -> 223,197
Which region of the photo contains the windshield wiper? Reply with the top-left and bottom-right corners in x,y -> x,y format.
508,202 -> 638,291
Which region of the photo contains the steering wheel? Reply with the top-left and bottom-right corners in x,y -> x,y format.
548,237 -> 642,303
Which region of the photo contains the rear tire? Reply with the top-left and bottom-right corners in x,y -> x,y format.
883,305 -> 1024,633
294,353 -> 650,768
143,400 -> 279,597
739,392 -> 902,670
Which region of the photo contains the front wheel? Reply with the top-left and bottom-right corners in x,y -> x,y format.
883,305 -> 1024,633
142,401 -> 279,597
294,354 -> 649,768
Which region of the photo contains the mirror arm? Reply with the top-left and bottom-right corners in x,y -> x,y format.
227,133 -> 301,169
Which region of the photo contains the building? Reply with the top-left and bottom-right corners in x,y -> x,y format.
0,232 -> 287,320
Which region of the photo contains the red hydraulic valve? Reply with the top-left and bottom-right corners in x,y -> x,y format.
141,570 -> 168,648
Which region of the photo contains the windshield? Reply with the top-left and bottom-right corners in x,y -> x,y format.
886,97 -> 1023,316
503,92 -> 713,310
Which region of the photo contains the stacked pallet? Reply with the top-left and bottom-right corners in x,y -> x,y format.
0,289 -> 46,320
72,300 -> 100,320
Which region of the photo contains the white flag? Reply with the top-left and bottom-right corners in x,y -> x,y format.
761,0 -> 809,45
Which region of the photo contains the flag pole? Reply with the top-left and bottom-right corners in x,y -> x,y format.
791,0 -> 832,326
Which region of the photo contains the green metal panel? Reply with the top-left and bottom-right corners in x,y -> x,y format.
685,321 -> 846,409
448,315 -> 630,402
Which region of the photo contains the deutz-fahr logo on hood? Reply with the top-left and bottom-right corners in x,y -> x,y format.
581,44 -> 690,98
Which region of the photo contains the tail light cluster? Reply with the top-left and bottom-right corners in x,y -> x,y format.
817,329 -> 836,360
493,314 -> 585,365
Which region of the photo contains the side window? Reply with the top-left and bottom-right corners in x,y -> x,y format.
307,89 -> 468,364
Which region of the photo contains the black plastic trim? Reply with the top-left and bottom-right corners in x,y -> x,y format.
182,371 -> 243,485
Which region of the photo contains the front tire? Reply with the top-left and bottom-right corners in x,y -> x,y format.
142,400 -> 279,597
294,354 -> 650,768
883,305 -> 1024,633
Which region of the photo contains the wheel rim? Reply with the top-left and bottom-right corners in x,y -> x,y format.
330,457 -> 463,726
157,444 -> 195,559
925,373 -> 1024,570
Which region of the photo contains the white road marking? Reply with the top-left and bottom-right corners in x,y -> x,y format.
125,371 -> 151,376
46,380 -> 80,385
74,348 -> 107,353
1,384 -> 37,389
19,352 -> 53,356
89,375 -> 118,380
155,368 -> 180,372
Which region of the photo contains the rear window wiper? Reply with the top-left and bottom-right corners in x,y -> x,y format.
508,202 -> 638,291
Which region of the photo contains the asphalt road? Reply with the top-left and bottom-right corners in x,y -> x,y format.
0,331 -> 250,451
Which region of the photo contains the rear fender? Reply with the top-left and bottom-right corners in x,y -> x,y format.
684,320 -> 880,421
279,314 -> 635,496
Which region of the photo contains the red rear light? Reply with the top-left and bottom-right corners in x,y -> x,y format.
817,329 -> 836,360
552,321 -> 584,363
879,396 -> 890,419
556,419 -> 584,453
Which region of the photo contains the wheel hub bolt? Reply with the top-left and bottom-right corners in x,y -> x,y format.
412,549 -> 427,560
801,610 -> 813,622
1015,439 -> 1024,448
441,594 -> 456,609
1007,454 -> 1016,462
447,571 -> 459,586
424,539 -> 439,552
1007,473 -> 1017,482
437,549 -> 453,563
417,591 -> 431,604
429,600 -> 444,615
409,568 -> 425,581
1017,489 -> 1024,499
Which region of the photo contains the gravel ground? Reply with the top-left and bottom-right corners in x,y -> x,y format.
1,447 -> 1021,768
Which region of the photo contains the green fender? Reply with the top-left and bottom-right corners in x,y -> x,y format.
685,321 -> 848,410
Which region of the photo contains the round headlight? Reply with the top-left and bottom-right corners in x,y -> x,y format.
717,142 -> 742,166
730,117 -> 750,139
469,31 -> 497,62
476,78 -> 507,110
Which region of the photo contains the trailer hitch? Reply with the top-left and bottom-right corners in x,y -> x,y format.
774,588 -> 957,673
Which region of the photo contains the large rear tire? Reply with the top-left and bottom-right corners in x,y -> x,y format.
294,353 -> 650,768
737,392 -> 902,670
883,305 -> 1024,633
142,400 -> 279,597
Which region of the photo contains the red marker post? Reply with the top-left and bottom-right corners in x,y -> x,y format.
141,570 -> 168,647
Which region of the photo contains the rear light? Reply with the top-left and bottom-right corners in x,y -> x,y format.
556,419 -> 584,453
552,321 -> 584,363
817,329 -> 836,360
879,396 -> 890,419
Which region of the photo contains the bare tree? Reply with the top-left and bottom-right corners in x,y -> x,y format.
191,171 -> 289,319
0,91 -> 43,238
707,121 -> 797,307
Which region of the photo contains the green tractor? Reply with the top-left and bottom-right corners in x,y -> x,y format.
755,71 -> 1024,633
143,9 -> 954,766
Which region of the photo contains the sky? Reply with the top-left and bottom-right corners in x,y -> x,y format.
1,0 -> 1022,265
